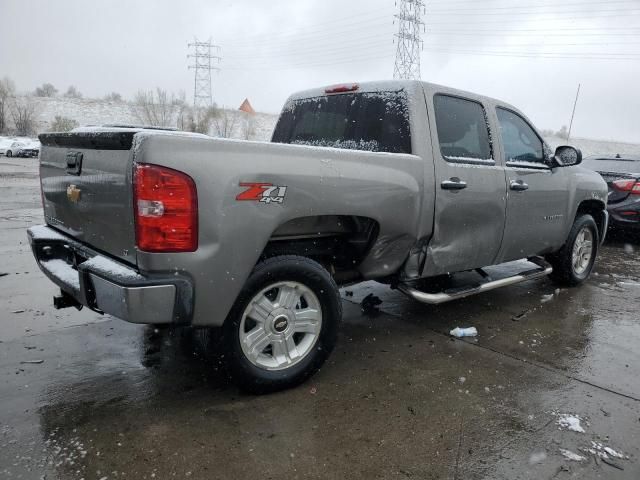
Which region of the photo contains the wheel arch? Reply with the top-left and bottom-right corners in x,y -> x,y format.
259,215 -> 380,283
575,199 -> 607,242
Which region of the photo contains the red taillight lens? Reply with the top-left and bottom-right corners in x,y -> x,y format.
134,164 -> 198,252
612,179 -> 640,195
325,83 -> 359,94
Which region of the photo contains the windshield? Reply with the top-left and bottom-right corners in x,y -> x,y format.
272,90 -> 411,154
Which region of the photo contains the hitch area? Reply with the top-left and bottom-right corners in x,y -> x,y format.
398,256 -> 552,305
53,290 -> 83,311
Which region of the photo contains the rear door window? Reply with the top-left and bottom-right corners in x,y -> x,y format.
496,108 -> 545,166
433,94 -> 493,164
272,90 -> 411,154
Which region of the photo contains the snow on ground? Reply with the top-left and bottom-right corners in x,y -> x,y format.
544,135 -> 640,158
559,449 -> 586,462
555,413 -> 586,433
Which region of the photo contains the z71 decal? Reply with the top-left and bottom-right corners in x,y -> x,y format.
236,182 -> 288,204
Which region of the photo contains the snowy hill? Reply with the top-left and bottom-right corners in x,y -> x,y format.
8,95 -> 640,155
21,95 -> 279,142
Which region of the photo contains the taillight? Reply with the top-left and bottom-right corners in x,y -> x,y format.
133,164 -> 198,252
325,83 -> 359,94
612,179 -> 640,195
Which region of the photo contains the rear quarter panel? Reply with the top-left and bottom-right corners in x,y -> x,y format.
133,133 -> 423,326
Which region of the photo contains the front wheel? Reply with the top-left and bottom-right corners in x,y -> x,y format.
223,255 -> 341,393
6,150 -> 12,157
547,214 -> 599,286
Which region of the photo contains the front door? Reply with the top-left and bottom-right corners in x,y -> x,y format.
494,107 -> 570,262
422,93 -> 507,277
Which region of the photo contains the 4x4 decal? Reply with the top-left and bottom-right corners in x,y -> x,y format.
236,182 -> 288,204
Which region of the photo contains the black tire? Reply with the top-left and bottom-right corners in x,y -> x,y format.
6,150 -> 12,158
223,255 -> 341,393
547,214 -> 599,286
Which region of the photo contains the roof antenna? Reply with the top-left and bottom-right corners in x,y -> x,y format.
567,83 -> 581,143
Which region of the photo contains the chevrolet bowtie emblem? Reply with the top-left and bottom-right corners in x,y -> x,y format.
67,184 -> 81,203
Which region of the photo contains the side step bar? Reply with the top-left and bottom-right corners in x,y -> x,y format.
398,257 -> 553,305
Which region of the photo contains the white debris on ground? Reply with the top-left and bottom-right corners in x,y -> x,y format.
449,327 -> 478,338
584,441 -> 629,460
529,451 -> 547,465
559,449 -> 586,461
623,243 -> 634,254
541,293 -> 554,303
555,413 -> 585,433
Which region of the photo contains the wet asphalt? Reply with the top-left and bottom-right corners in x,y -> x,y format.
1,156 -> 639,479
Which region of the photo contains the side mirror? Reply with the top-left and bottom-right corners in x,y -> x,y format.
553,145 -> 582,167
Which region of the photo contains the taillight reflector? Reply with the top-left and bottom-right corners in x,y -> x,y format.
134,164 -> 198,252
325,83 -> 359,94
612,178 -> 640,195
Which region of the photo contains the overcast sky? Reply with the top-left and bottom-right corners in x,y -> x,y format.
1,0 -> 639,142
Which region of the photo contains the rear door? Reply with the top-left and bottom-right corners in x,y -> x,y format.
39,130 -> 137,265
494,107 -> 570,262
422,92 -> 507,276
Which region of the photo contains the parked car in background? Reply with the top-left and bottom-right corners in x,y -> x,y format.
17,142 -> 40,158
0,141 -> 27,157
583,154 -> 640,232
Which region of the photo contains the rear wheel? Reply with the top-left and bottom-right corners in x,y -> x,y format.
547,214 -> 598,286
223,255 -> 341,393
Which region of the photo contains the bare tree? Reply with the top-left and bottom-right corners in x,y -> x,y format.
104,92 -> 122,102
212,108 -> 238,138
0,77 -> 16,133
51,115 -> 79,132
34,83 -> 58,97
555,126 -> 568,138
240,113 -> 257,140
174,91 -> 191,131
64,85 -> 82,99
184,105 -> 218,134
133,88 -> 182,127
11,99 -> 37,136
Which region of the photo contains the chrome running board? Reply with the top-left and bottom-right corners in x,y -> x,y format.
398,257 -> 552,305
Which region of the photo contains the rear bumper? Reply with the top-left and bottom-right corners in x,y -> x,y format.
608,201 -> 640,230
27,225 -> 193,325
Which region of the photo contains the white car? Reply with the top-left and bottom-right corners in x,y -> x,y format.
0,141 -> 27,157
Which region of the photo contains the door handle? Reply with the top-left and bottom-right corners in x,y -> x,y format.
441,178 -> 467,190
510,180 -> 529,191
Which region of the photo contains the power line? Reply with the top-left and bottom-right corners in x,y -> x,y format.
427,8 -> 640,16
223,53 -> 396,71
423,47 -> 640,60
426,0 -> 638,6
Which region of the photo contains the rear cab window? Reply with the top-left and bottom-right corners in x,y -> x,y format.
272,90 -> 411,154
433,94 -> 493,165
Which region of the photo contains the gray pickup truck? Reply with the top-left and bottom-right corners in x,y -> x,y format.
28,80 -> 608,392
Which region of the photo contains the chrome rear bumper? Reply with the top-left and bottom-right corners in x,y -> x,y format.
27,225 -> 193,325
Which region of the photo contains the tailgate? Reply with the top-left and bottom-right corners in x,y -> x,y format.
39,131 -> 137,265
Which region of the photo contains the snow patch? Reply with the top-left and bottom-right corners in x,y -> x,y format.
40,259 -> 80,291
81,256 -> 143,281
556,414 -> 585,433
559,449 -> 585,461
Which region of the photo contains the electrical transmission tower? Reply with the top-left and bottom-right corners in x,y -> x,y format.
393,0 -> 425,80
188,38 -> 221,110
